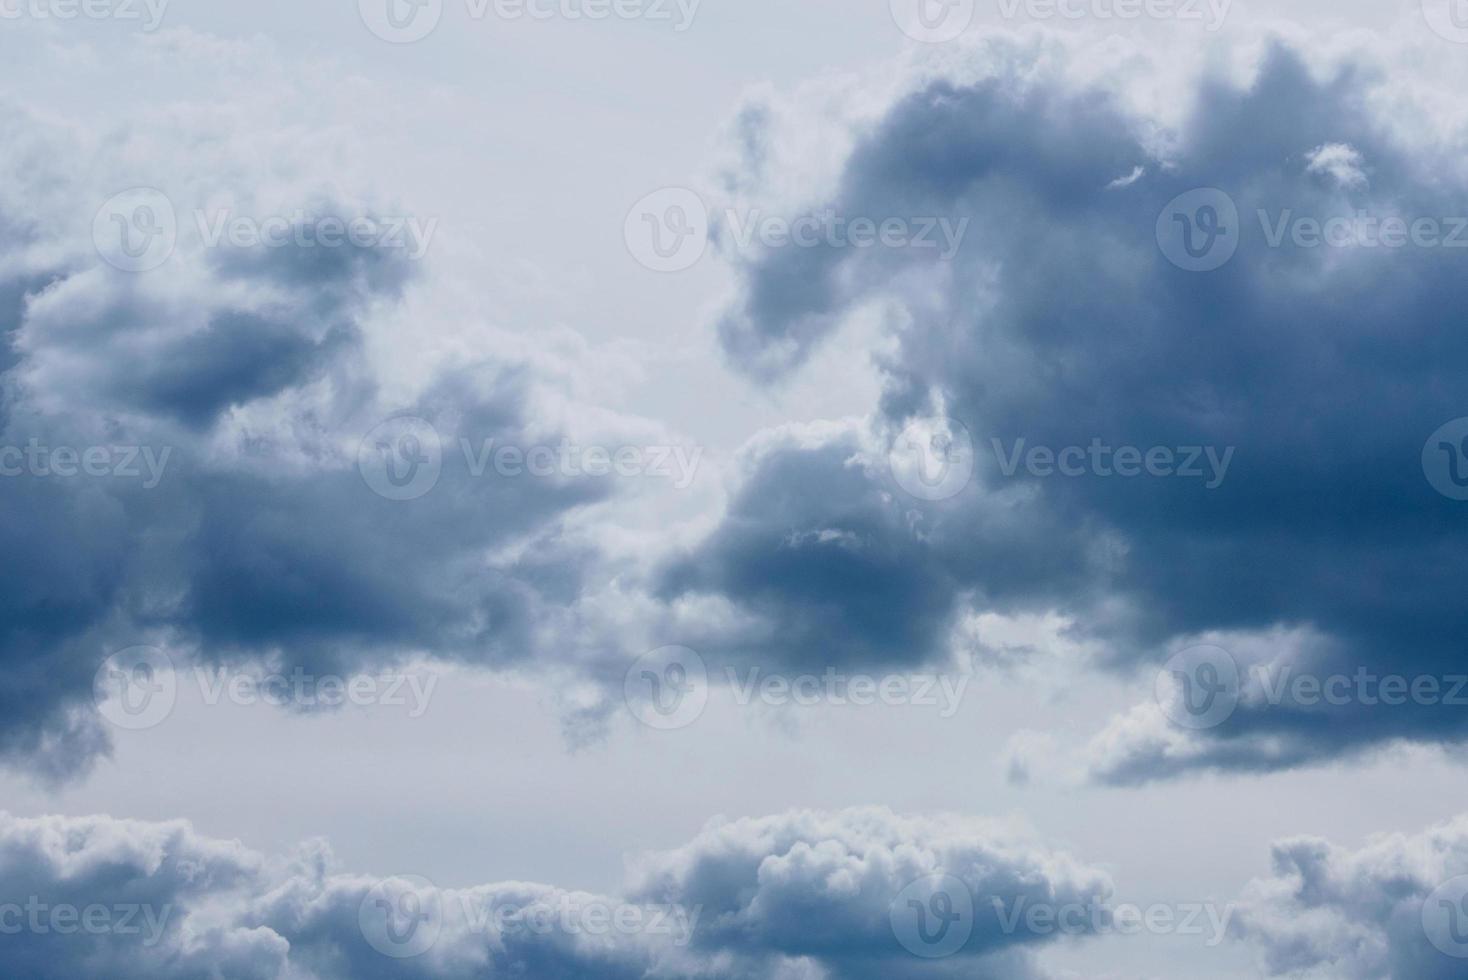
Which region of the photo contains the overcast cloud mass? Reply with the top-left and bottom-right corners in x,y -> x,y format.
4,1 -> 1468,977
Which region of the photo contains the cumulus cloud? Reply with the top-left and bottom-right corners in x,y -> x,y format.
662,30 -> 1468,778
1233,814 -> 1468,979
0,37 -> 692,779
0,807 -> 1106,979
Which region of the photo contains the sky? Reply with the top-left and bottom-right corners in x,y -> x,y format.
3,1 -> 1468,978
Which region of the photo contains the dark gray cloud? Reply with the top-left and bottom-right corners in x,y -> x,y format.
668,37 -> 1468,777
0,107 -> 613,781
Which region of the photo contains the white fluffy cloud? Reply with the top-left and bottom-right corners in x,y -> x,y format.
0,807 -> 1110,979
